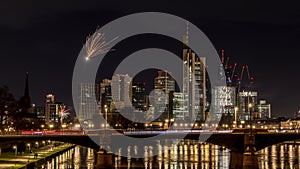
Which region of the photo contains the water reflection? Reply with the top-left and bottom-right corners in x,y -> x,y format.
113,140 -> 230,169
40,145 -> 95,169
258,143 -> 300,169
39,141 -> 300,169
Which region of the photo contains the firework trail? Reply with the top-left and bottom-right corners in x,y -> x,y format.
85,27 -> 118,61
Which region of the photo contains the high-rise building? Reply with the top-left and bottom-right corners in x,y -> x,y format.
100,79 -> 113,113
46,94 -> 55,104
45,94 -> 66,126
182,25 -> 206,121
100,78 -> 121,127
132,83 -> 146,111
211,86 -> 236,120
45,94 -> 56,125
111,74 -> 132,109
34,105 -> 45,123
154,70 -> 175,120
171,92 -> 189,120
237,91 -> 258,121
154,71 -> 175,95
258,100 -> 271,119
78,83 -> 100,124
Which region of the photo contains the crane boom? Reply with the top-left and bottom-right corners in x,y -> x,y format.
240,65 -> 245,81
231,63 -> 237,79
225,57 -> 230,67
246,65 -> 251,80
221,49 -> 225,64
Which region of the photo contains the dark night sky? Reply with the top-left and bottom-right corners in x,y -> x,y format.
0,0 -> 299,118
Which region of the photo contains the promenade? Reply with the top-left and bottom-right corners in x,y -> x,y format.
0,143 -> 75,169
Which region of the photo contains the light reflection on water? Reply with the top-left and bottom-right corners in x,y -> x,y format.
258,143 -> 300,169
40,141 -> 300,169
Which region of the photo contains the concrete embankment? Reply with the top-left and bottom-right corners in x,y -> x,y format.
0,144 -> 75,169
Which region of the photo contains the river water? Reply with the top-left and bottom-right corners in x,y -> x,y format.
39,140 -> 300,169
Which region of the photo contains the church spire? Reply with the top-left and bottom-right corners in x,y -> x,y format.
19,72 -> 32,114
24,72 -> 29,97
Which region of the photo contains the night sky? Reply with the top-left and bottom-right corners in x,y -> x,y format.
0,0 -> 299,118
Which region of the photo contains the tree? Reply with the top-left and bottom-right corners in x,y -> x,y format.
0,85 -> 16,130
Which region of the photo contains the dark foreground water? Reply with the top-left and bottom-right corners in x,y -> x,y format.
39,140 -> 300,169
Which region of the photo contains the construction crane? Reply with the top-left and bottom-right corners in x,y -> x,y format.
237,65 -> 254,91
245,65 -> 254,89
225,56 -> 230,68
221,49 -> 225,65
219,49 -> 254,88
231,63 -> 237,80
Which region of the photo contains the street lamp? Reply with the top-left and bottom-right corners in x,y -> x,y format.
234,106 -> 238,127
27,143 -> 30,153
248,103 -> 254,142
104,105 -> 108,146
13,146 -> 17,157
248,103 -> 253,127
49,124 -> 53,130
35,142 -> 39,149
61,124 -> 66,134
165,119 -> 169,129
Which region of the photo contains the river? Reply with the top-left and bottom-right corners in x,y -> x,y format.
39,140 -> 300,169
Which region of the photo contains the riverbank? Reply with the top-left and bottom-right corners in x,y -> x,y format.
0,143 -> 75,169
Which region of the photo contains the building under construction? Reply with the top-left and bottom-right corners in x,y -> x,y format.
211,49 -> 271,126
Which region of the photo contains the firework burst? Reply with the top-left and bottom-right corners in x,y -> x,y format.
58,106 -> 70,119
85,28 -> 118,60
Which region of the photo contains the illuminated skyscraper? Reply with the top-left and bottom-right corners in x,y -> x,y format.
211,86 -> 236,119
111,74 -> 132,109
154,70 -> 175,119
132,83 -> 146,111
258,100 -> 271,119
45,94 -> 66,126
45,94 -> 55,125
182,23 -> 206,121
78,83 -> 100,124
100,79 -> 112,112
171,92 -> 188,120
154,70 -> 175,95
237,91 -> 258,121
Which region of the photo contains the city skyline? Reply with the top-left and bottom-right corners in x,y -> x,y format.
1,2 -> 300,169
0,1 -> 299,118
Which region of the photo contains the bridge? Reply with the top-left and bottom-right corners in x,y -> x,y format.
1,129 -> 300,153
2,129 -> 300,169
116,129 -> 300,152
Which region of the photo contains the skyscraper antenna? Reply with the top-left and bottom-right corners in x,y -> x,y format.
185,21 -> 189,45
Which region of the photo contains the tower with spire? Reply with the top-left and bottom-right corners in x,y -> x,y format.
14,72 -> 38,130
182,21 -> 207,121
19,72 -> 33,114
